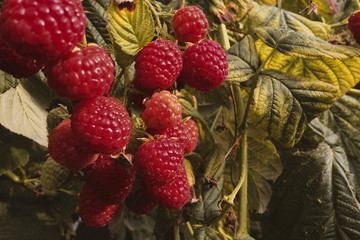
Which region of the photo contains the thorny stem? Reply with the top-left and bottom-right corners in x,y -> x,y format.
144,0 -> 162,30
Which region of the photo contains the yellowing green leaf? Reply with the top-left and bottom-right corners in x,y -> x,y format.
256,40 -> 360,98
107,0 -> 154,66
255,27 -> 360,59
0,71 -> 19,94
248,3 -> 331,40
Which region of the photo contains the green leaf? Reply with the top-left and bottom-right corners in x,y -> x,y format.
226,35 -> 259,83
0,179 -> 62,240
248,2 -> 331,40
83,0 -> 112,45
249,69 -> 338,148
46,105 -> 70,136
0,144 -> 29,176
255,27 -> 360,59
267,143 -> 360,240
0,77 -> 53,147
194,227 -> 221,240
107,0 -> 155,66
256,39 -> 360,98
247,135 -> 282,213
0,71 -> 20,94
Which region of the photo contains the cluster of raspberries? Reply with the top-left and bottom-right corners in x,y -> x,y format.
0,0 -> 222,229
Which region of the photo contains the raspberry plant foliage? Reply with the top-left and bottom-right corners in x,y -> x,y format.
1,0 -> 360,239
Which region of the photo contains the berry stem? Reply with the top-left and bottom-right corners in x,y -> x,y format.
277,0 -> 282,11
219,24 -> 231,50
174,222 -> 180,240
186,222 -> 194,236
357,0 -> 360,9
180,0 -> 185,9
330,17 -> 348,28
348,88 -> 360,98
5,171 -> 21,182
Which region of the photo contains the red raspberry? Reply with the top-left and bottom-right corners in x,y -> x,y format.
148,121 -> 189,151
125,188 -> 157,215
0,0 -> 87,61
180,40 -> 228,91
141,90 -> 182,129
84,154 -> 135,204
134,39 -> 182,92
71,96 -> 132,154
48,119 -> 99,170
348,11 -> 360,45
135,138 -> 184,186
44,45 -> 115,101
0,35 -> 43,78
143,165 -> 190,209
184,119 -> 198,153
172,6 -> 208,43
79,184 -> 121,228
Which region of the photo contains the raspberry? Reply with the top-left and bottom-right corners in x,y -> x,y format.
143,164 -> 190,209
125,188 -> 157,215
134,39 -> 182,92
135,138 -> 184,186
40,157 -> 70,192
0,0 -> 87,61
148,121 -> 189,151
184,119 -> 198,153
172,6 -> 208,43
79,184 -> 121,228
0,35 -> 43,78
348,11 -> 360,45
180,40 -> 228,91
71,96 -> 132,154
141,90 -> 182,129
44,45 -> 115,101
48,119 -> 99,170
84,154 -> 135,204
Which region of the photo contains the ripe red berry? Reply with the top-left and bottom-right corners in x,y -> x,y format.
0,0 -> 87,61
135,138 -> 184,186
184,119 -> 198,153
143,165 -> 190,209
48,119 -> 99,170
141,90 -> 182,129
0,35 -> 43,78
71,96 -> 132,154
172,6 -> 208,43
44,45 -> 115,101
180,40 -> 228,91
79,184 -> 121,228
134,39 -> 182,92
84,154 -> 135,204
348,11 -> 360,45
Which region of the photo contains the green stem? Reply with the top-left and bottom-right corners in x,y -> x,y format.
5,171 -> 21,182
186,222 -> 194,236
144,0 -> 162,31
174,222 -> 180,240
348,88 -> 360,98
210,107 -> 223,132
233,84 -> 245,130
235,132 -> 248,237
357,0 -> 360,9
330,18 -> 349,28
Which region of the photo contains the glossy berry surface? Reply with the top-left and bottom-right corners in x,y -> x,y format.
180,40 -> 228,91
134,39 -> 182,92
48,119 -> 99,170
0,0 -> 87,61
71,96 -> 132,154
148,120 -> 189,152
172,6 -> 208,43
348,11 -> 360,45
44,45 -> 115,100
135,138 -> 184,186
79,184 -> 121,228
84,154 -> 135,204
184,119 -> 198,153
141,90 -> 182,129
0,36 -> 43,78
143,165 -> 190,209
